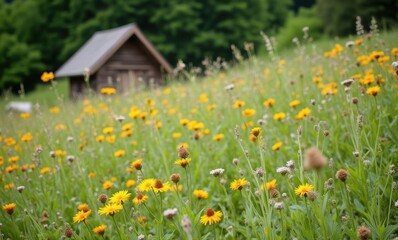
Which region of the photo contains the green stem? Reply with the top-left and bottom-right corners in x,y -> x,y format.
112,215 -> 123,240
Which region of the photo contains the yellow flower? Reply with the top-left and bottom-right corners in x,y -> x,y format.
103,127 -> 113,134
170,184 -> 183,192
77,203 -> 90,212
100,87 -> 116,95
213,134 -> 224,141
114,150 -> 125,158
199,93 -> 209,103
5,137 -> 16,146
242,108 -> 256,117
265,179 -> 277,190
40,167 -> 51,175
98,204 -> 123,216
106,135 -> 116,144
295,183 -> 314,197
8,156 -> 19,163
133,193 -> 149,205
251,127 -> 261,137
263,98 -> 275,107
88,172 -> 96,177
93,225 -> 107,236
109,190 -> 131,205
73,210 -> 92,223
20,113 -> 30,119
172,132 -> 181,139
272,141 -> 283,151
193,190 -> 209,199
126,179 -> 136,188
41,72 -> 54,82
175,158 -> 191,168
295,108 -> 311,120
230,178 -> 248,190
200,208 -> 222,225
152,179 -> 170,193
233,100 -> 245,108
21,132 -> 33,142
3,203 -> 16,215
273,112 -> 286,121
366,86 -> 380,96
103,180 -> 113,190
180,118 -> 189,126
131,159 -> 142,170
49,107 -> 60,113
289,100 -> 300,108
137,178 -> 156,192
96,135 -> 104,142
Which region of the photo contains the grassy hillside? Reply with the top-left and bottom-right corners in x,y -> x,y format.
1,30 -> 398,239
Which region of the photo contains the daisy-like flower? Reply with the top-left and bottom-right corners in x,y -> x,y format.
230,178 -> 248,190
213,134 -> 224,141
41,71 -> 54,82
209,168 -> 224,177
73,210 -> 92,223
131,159 -> 143,170
103,180 -> 113,190
100,87 -> 116,95
263,98 -> 275,107
272,141 -> 283,151
273,112 -> 286,121
126,179 -> 136,188
295,183 -> 314,197
137,178 -> 155,192
289,100 -> 300,108
250,127 -> 261,137
200,208 -> 222,225
233,100 -> 245,108
193,190 -> 209,199
133,193 -> 149,205
152,179 -> 170,193
93,225 -> 107,236
114,150 -> 125,158
3,203 -> 16,215
366,86 -> 380,96
242,108 -> 256,117
98,204 -> 123,216
175,158 -> 191,168
265,179 -> 277,190
109,190 -> 131,205
77,203 -> 90,212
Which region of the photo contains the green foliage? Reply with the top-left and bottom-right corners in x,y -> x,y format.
0,33 -> 43,92
276,7 -> 324,49
0,0 -> 293,94
316,0 -> 398,36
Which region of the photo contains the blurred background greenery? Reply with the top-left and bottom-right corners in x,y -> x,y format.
0,0 -> 397,95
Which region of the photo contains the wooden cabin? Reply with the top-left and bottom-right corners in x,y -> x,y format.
55,23 -> 173,99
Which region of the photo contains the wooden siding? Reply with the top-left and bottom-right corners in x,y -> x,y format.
95,35 -> 163,93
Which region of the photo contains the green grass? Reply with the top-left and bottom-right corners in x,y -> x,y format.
1,30 -> 398,239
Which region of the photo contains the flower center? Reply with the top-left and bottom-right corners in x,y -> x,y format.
206,208 -> 215,217
154,179 -> 163,189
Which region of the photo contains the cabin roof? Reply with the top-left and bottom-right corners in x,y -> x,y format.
55,23 -> 173,78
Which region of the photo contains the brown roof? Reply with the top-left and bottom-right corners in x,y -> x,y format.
55,23 -> 173,77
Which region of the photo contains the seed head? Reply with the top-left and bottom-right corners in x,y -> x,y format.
178,146 -> 189,159
274,202 -> 284,210
357,226 -> 371,239
352,97 -> 359,104
307,190 -> 317,201
336,169 -> 349,182
170,174 -> 180,184
64,227 -> 73,238
304,147 -> 327,170
98,194 -> 108,204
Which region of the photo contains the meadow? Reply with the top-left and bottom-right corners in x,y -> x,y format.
1,27 -> 398,239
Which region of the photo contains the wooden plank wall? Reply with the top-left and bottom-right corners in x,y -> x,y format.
96,35 -> 163,93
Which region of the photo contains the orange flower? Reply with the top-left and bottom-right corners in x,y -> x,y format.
41,72 -> 54,82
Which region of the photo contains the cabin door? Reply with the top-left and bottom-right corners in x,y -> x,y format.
118,70 -> 137,93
